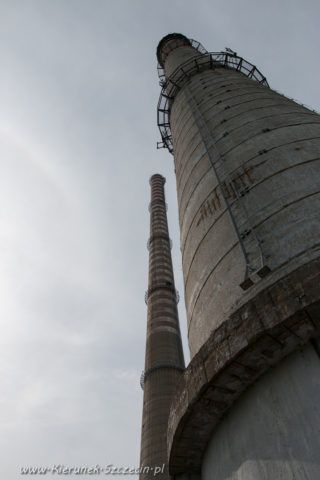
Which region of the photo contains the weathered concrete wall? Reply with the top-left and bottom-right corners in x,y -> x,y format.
202,340 -> 320,480
163,44 -> 320,358
164,46 -> 201,78
166,257 -> 320,474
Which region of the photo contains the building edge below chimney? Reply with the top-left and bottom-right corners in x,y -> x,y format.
167,256 -> 320,475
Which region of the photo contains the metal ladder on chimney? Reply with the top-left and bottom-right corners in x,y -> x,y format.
182,80 -> 270,289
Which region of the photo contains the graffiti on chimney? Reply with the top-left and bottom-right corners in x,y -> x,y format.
196,165 -> 256,227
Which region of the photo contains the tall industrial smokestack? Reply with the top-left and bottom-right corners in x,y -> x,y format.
139,174 -> 184,479
155,34 -> 320,479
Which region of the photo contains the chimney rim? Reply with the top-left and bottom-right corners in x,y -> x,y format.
149,173 -> 166,185
157,33 -> 192,67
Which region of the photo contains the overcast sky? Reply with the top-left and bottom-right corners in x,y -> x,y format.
0,0 -> 319,478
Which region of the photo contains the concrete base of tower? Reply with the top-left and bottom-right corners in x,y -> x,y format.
167,257 -> 320,476
202,340 -> 320,480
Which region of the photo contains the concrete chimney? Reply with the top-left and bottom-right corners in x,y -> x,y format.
155,33 -> 320,480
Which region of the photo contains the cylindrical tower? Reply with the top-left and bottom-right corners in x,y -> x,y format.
156,34 -> 320,479
139,174 -> 184,479
157,33 -> 320,357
